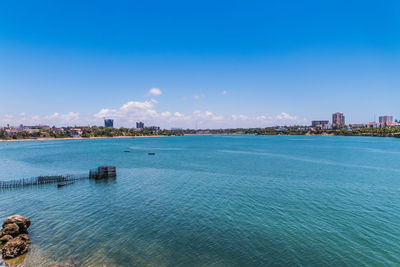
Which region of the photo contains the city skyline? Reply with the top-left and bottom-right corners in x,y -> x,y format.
2,110 -> 398,130
1,1 -> 399,128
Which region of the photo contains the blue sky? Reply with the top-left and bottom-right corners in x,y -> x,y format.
0,0 -> 399,128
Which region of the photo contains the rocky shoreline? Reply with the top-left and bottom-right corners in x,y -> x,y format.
0,215 -> 31,260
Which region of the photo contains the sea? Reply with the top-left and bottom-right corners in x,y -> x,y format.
0,135 -> 399,266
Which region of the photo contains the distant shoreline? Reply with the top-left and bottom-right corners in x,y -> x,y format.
0,133 -> 398,142
0,135 -> 167,142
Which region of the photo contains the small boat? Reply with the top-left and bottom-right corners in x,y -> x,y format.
148,152 -> 155,155
57,181 -> 75,188
124,150 -> 131,152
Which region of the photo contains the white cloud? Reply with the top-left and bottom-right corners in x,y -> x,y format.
45,112 -> 80,122
174,112 -> 184,117
221,90 -> 228,95
120,101 -> 154,112
275,112 -> 296,121
0,112 -> 82,127
31,116 -> 41,123
212,115 -> 224,121
161,111 -> 171,117
0,114 -> 14,125
1,96 -> 302,130
94,100 -> 158,123
42,112 -> 80,126
231,114 -> 248,120
256,115 -> 267,121
147,88 -> 162,96
95,108 -> 117,118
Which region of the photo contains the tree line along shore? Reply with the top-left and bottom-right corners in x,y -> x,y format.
1,125 -> 400,141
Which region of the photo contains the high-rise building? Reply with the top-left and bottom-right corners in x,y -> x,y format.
136,122 -> 144,129
104,119 -> 114,128
332,112 -> 345,127
311,120 -> 329,128
379,115 -> 393,124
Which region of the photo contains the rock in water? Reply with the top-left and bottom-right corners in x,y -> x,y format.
2,215 -> 31,234
2,223 -> 20,237
0,235 -> 13,245
0,215 -> 31,259
1,234 -> 30,259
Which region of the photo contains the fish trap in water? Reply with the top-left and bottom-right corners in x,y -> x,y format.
89,166 -> 117,179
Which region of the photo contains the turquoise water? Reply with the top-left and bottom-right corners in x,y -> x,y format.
1,135 -> 400,266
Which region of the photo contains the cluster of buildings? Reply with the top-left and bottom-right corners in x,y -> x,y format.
0,124 -> 51,135
0,124 -> 90,138
101,119 -> 160,131
311,112 -> 345,129
311,113 -> 399,130
134,121 -> 160,132
350,116 -> 398,129
2,114 -> 399,138
0,119 -> 161,138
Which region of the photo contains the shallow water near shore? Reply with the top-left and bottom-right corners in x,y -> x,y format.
1,135 -> 400,266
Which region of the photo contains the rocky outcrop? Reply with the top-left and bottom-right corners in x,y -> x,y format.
0,215 -> 31,259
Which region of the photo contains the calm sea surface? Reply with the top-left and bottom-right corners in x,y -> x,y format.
0,135 -> 400,266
